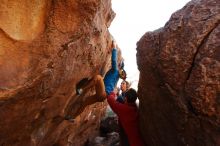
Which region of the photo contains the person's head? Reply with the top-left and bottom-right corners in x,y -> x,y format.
124,88 -> 137,103
120,80 -> 130,92
118,59 -> 126,80
119,69 -> 126,80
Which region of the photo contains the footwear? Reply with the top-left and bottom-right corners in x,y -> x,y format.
76,88 -> 83,95
64,115 -> 75,122
75,78 -> 89,95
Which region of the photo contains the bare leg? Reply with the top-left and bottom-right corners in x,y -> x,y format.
65,75 -> 106,118
75,75 -> 106,115
82,75 -> 105,96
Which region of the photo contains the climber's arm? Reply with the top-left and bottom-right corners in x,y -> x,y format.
111,40 -> 118,71
107,92 -> 127,115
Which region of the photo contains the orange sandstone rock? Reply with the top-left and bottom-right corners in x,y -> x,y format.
0,0 -> 116,145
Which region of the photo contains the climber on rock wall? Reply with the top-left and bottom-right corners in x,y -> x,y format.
64,39 -> 126,120
63,39 -> 145,145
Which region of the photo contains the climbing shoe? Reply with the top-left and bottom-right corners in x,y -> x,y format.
75,78 -> 89,95
76,88 -> 83,95
64,115 -> 75,122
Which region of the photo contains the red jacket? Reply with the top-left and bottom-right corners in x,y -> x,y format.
107,92 -> 145,146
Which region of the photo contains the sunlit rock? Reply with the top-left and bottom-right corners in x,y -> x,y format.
0,0 -> 116,145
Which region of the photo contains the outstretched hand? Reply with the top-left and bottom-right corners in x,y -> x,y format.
115,87 -> 120,96
113,88 -> 119,98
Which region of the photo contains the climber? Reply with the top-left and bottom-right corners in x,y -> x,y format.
64,39 -> 126,120
107,88 -> 145,146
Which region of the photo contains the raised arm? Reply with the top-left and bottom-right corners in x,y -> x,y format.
107,92 -> 128,115
111,40 -> 118,71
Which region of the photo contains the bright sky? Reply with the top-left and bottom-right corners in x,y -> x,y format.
109,0 -> 191,89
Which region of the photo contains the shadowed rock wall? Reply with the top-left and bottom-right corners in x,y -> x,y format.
0,0 -> 116,145
137,0 -> 220,145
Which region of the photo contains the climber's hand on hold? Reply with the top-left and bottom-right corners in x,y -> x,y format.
112,39 -> 117,49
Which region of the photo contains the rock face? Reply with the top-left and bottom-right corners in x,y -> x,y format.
137,0 -> 220,145
87,115 -> 120,146
0,0 -> 116,145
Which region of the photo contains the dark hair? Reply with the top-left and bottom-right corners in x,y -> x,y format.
121,80 -> 130,89
125,88 -> 137,103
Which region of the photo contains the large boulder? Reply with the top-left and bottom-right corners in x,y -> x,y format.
0,0 -> 116,145
137,0 -> 220,145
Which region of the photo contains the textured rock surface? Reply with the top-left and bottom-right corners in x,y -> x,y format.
137,0 -> 220,145
0,0 -> 116,145
87,116 -> 120,146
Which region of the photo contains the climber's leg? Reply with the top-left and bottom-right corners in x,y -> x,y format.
80,75 -> 105,96
80,75 -> 106,105
65,75 -> 106,120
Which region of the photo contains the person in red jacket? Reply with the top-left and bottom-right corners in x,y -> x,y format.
116,80 -> 131,146
107,88 -> 145,146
